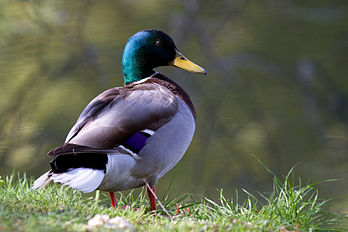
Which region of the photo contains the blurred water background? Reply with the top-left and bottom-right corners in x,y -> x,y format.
0,0 -> 347,213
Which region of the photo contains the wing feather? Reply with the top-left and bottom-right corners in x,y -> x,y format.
65,83 -> 177,149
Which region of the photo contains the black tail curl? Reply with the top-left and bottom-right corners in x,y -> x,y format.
48,143 -> 108,173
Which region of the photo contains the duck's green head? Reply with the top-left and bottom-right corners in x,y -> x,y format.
121,29 -> 206,85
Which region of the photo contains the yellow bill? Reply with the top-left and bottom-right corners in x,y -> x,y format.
169,49 -> 207,75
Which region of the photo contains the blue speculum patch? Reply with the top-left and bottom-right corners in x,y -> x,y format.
124,132 -> 150,153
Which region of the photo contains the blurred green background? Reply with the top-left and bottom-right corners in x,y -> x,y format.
0,0 -> 347,213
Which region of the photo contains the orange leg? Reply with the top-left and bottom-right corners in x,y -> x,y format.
147,185 -> 156,211
109,192 -> 118,208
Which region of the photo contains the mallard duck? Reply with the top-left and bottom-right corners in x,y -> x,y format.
33,29 -> 206,211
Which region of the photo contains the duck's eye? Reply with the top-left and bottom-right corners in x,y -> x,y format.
155,40 -> 163,47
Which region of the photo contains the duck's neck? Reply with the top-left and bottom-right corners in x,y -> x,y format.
121,42 -> 155,85
122,64 -> 155,85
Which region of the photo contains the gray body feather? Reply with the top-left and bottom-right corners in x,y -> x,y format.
98,98 -> 195,191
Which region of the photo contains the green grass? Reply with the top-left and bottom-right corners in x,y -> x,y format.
0,168 -> 345,232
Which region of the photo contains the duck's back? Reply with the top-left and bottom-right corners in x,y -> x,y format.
139,73 -> 196,120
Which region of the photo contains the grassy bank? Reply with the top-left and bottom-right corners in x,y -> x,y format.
0,168 -> 345,231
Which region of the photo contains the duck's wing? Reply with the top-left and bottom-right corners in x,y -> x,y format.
65,83 -> 178,149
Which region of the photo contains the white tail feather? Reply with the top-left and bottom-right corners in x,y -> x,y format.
50,168 -> 104,193
32,170 -> 52,190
